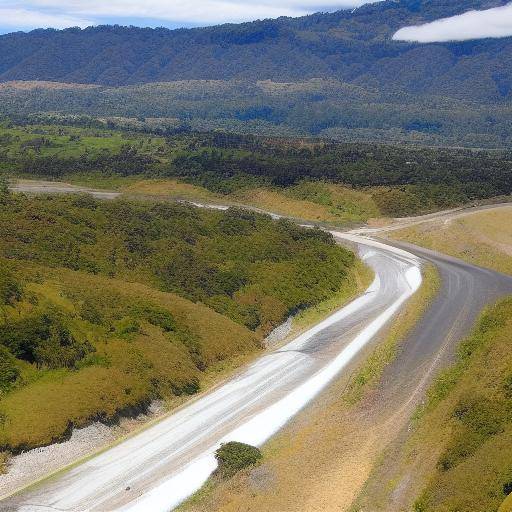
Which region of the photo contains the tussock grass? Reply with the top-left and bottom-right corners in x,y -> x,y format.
391,206 -> 512,275
0,267 -> 260,451
122,179 -> 380,226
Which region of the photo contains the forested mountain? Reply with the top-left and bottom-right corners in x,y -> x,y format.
0,0 -> 511,146
0,0 -> 510,99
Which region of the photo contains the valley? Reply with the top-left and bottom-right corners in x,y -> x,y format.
1,0 -> 512,509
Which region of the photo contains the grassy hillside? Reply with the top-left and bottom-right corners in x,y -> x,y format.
3,119 -> 512,219
0,189 -> 358,460
391,206 -> 512,275
408,298 -> 512,512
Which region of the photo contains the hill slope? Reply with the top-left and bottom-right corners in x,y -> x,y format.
1,0 -> 511,145
0,0 -> 509,103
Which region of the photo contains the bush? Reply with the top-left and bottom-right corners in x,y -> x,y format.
215,441 -> 262,478
114,317 -> 140,337
0,312 -> 93,369
0,271 -> 21,305
0,345 -> 20,392
138,305 -> 177,332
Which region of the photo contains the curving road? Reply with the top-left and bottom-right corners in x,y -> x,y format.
2,236 -> 422,512
3,181 -> 512,512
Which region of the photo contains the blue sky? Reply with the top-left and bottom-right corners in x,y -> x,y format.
3,1 -> 511,42
0,1 -> 375,34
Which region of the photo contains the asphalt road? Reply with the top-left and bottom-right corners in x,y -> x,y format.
2,237 -> 422,512
374,238 -> 512,412
349,239 -> 512,510
4,181 -> 512,512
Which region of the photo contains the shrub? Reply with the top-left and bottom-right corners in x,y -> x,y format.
0,312 -> 93,369
138,305 -> 177,332
0,271 -> 21,305
215,441 -> 262,478
114,317 -> 140,337
504,374 -> 512,399
0,345 -> 20,392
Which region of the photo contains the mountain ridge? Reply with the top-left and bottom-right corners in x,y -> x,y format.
0,0 -> 510,89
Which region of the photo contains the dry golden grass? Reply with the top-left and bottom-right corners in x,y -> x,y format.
0,81 -> 99,91
0,266 -> 260,450
500,493 -> 512,512
179,265 -> 439,512
391,206 -> 512,275
122,179 -> 380,226
123,179 -> 220,202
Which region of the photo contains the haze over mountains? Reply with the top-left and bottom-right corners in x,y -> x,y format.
0,0 -> 511,146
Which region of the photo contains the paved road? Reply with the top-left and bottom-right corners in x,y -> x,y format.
349,239 -> 512,510
2,237 -> 422,512
4,181 -> 512,512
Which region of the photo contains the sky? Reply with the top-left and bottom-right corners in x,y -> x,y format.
0,0 -> 375,33
1,0 -> 512,43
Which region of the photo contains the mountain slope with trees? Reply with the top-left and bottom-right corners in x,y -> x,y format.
0,0 -> 511,146
0,0 -> 509,102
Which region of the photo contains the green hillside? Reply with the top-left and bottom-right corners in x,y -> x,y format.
411,299 -> 512,511
0,189 -> 357,463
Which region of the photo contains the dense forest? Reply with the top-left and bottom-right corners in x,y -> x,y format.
1,80 -> 511,147
2,120 -> 512,216
0,0 -> 509,98
0,189 -> 356,458
0,0 -> 511,146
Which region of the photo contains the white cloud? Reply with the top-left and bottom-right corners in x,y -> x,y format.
0,7 -> 92,29
393,3 -> 512,43
0,0 -> 376,30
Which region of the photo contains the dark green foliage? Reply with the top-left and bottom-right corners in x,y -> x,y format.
215,441 -> 262,478
0,1 -> 511,146
3,120 -> 512,215
0,271 -> 21,305
0,175 -> 8,195
0,1 -> 506,95
0,345 -> 20,393
137,305 -> 177,332
0,311 -> 93,369
0,194 -> 352,332
19,145 -> 155,179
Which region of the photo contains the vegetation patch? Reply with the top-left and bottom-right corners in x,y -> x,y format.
2,119 -> 512,218
0,188 -> 357,464
405,298 -> 512,512
215,442 -> 263,479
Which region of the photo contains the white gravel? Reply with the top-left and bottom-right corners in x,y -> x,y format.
0,400 -> 166,497
264,317 -> 293,347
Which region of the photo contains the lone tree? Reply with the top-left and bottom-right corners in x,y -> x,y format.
214,441 -> 262,479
